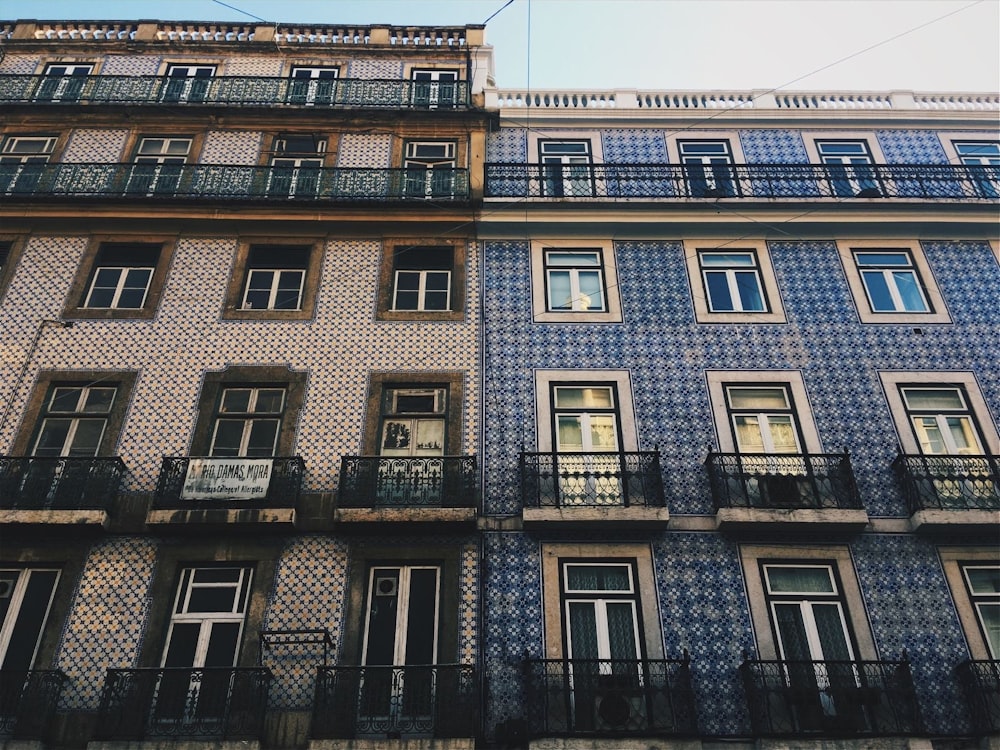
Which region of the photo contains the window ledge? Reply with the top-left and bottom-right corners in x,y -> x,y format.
523,506 -> 670,530
0,508 -> 109,528
146,507 -> 296,527
377,310 -> 465,322
908,508 -> 1000,534
715,507 -> 869,533
334,507 -> 477,527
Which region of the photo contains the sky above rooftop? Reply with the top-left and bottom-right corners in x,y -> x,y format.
3,0 -> 998,93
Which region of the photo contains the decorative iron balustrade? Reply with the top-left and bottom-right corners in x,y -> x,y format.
0,74 -> 470,109
96,667 -> 271,740
956,660 -> 1000,735
312,664 -> 477,739
892,454 -> 1000,512
485,163 -> 1000,201
740,658 -> 921,736
705,452 -> 861,511
338,455 -> 478,508
520,451 -> 664,509
522,657 -> 697,737
0,456 -> 126,510
0,163 -> 470,202
154,456 -> 305,507
0,670 -> 66,739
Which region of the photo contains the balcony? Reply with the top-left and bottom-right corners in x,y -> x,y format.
149,456 -> 304,527
311,664 -> 477,740
956,660 -> 1000,735
0,456 -> 126,527
336,455 -> 478,526
0,163 -> 470,204
522,658 -> 697,737
485,163 -> 999,202
706,452 -> 868,533
740,658 -> 921,736
96,667 -> 271,741
520,451 -> 668,529
893,454 -> 1000,533
0,670 -> 66,739
0,74 -> 471,110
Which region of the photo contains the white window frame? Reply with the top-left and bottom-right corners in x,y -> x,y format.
361,565 -> 441,666
288,66 -> 339,105
529,130 -> 605,198
161,64 -> 216,103
535,370 -> 638,453
939,549 -> 1000,661
84,265 -> 155,309
392,269 -> 451,311
128,137 -> 191,195
853,249 -> 931,314
530,239 -> 622,323
684,239 -> 786,324
32,385 -> 117,458
209,387 -> 286,458
0,136 -> 56,193
0,568 -> 60,670
409,68 -> 460,109
35,63 -> 93,101
563,562 -> 642,664
403,141 -> 457,198
544,249 -> 608,313
379,386 -> 448,457
836,240 -> 950,324
241,268 -> 306,311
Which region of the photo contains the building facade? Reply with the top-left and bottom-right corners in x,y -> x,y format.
0,17 -> 998,750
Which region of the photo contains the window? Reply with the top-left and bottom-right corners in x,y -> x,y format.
362,564 -> 440,665
223,241 -> 321,320
549,385 -> 623,506
31,385 -> 118,458
725,385 -> 802,455
0,135 -> 56,194
0,568 -> 60,670
837,240 -> 950,324
544,250 -> 607,312
530,240 -> 622,323
539,140 -> 594,197
952,141 -> 1000,198
35,63 -> 92,102
209,387 -> 286,458
377,240 -> 466,321
815,140 -> 881,197
963,565 -> 1000,658
288,66 -> 338,105
699,251 -> 766,312
267,135 -> 326,198
379,387 -> 447,457
678,140 -> 738,197
684,240 -> 785,324
127,137 -> 191,195
410,69 -> 459,109
403,141 -> 456,198
162,65 -> 215,103
562,562 -> 641,662
392,246 -> 451,312
81,244 -> 157,310
901,386 -> 987,457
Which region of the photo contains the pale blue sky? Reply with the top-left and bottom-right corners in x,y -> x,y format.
2,0 -> 997,92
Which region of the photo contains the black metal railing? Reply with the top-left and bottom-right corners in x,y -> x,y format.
0,456 -> 126,511
312,664 -> 477,739
485,162 -> 1000,201
338,456 -> 477,509
893,454 -> 1000,512
522,657 -> 697,737
956,660 -> 1000,735
96,667 -> 271,740
740,658 -> 921,736
0,74 -> 471,109
154,456 -> 305,508
520,451 -> 665,509
0,163 -> 470,202
0,670 -> 66,738
706,452 -> 861,511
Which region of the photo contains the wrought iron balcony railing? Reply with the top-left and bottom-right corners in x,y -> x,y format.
893,454 -> 1000,513
312,664 -> 477,739
338,456 -> 477,509
0,74 -> 471,109
96,667 -> 271,740
0,163 -> 470,202
706,452 -> 861,511
520,451 -> 665,509
0,670 -> 66,739
522,657 -> 697,737
154,456 -> 305,508
740,658 -> 921,736
956,659 -> 1000,735
485,162 -> 1000,201
0,456 -> 126,511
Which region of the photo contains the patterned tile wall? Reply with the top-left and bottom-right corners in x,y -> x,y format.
740,128 -> 809,162
223,57 -> 283,77
876,129 -> 949,163
54,537 -> 159,710
602,129 -> 668,163
200,130 -> 264,164
336,133 -> 393,168
347,60 -> 403,79
61,129 -> 129,162
1,236 -> 479,494
0,54 -> 41,74
101,55 -> 160,75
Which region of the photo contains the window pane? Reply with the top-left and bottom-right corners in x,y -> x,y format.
946,416 -> 981,453
547,251 -> 599,266
273,271 -> 304,310
381,419 -> 412,452
912,416 -> 946,454
773,603 -> 812,660
728,387 -> 789,409
413,419 -> 444,454
204,622 -> 241,667
394,391 -> 439,413
891,270 -> 927,312
67,419 -> 105,456
733,416 -> 764,452
245,419 -> 279,456
210,420 -> 245,456
192,568 -> 244,584
34,419 -> 72,456
705,272 -> 734,311
577,270 -> 604,310
556,415 -> 584,450
767,416 -> 798,453
588,414 -> 618,449
766,566 -> 836,594
547,270 -> 572,310
554,387 -> 614,409
1,570 -> 58,671
978,603 -> 1000,658
253,389 -> 285,413
187,586 -> 238,614
566,565 -> 631,591
50,388 -> 83,412
734,271 -> 765,311
606,603 -> 638,661
812,603 -> 852,660
404,569 -> 438,665
220,389 -> 252,413
902,387 -> 966,410
856,252 -> 910,266
567,602 -> 599,659
861,271 -> 895,311
83,388 -> 116,413
967,567 -> 1000,594
701,253 -> 754,267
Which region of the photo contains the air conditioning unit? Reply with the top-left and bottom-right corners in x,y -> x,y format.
593,687 -> 647,731
374,576 -> 398,597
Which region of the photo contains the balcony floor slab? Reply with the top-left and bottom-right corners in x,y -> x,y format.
308,740 -> 474,750
523,506 -> 670,530
146,507 -> 295,527
0,508 -> 108,527
715,507 -> 869,533
908,508 -> 1000,534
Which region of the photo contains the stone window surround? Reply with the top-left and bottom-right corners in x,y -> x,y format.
530,239 -> 623,324
375,238 -> 468,322
222,237 -> 325,321
683,238 -> 786,324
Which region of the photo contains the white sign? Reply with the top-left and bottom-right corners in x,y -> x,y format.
181,458 -> 274,500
